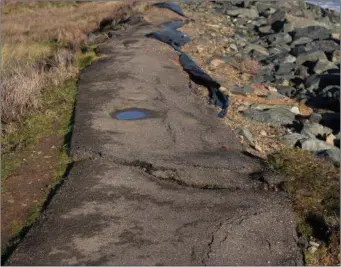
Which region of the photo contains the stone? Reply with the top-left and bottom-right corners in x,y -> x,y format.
309,113 -> 322,123
325,133 -> 336,145
241,107 -> 296,126
308,246 -> 318,254
258,25 -> 274,34
282,22 -> 294,33
275,63 -> 296,75
293,26 -> 331,41
230,85 -> 255,96
265,91 -> 288,100
283,55 -> 296,64
301,121 -> 333,138
290,106 -> 300,115
316,149 -> 341,166
305,40 -> 340,53
281,133 -> 308,147
237,128 -> 254,146
296,50 -> 327,65
277,86 -> 296,97
295,66 -> 309,79
209,58 -> 225,70
244,44 -> 269,56
266,33 -> 292,45
230,44 -> 238,51
313,59 -> 338,74
267,8 -> 286,25
331,50 -> 340,63
301,138 -> 335,152
291,37 -> 313,46
226,8 -> 259,19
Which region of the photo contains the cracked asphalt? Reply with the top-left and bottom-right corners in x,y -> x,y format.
7,13 -> 303,266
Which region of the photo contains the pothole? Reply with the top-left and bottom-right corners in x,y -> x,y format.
110,108 -> 158,120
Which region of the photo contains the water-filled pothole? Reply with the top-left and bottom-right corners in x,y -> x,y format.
111,108 -> 158,120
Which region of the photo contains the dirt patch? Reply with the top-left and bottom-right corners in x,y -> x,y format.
1,134 -> 64,251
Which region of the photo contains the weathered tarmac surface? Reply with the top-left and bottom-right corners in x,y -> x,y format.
8,14 -> 303,266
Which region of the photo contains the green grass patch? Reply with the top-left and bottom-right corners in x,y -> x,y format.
267,148 -> 340,266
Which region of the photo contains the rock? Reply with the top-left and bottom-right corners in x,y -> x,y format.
325,133 -> 336,145
295,65 -> 309,79
320,112 -> 340,133
258,25 -> 274,34
293,26 -> 331,41
332,33 -> 340,40
296,50 -> 327,65
237,128 -> 254,146
244,44 -> 269,56
283,55 -> 296,63
264,91 -> 288,100
313,59 -> 338,74
305,40 -> 340,53
230,44 -> 238,51
301,138 -> 335,152
87,32 -> 107,45
308,246 -> 318,254
241,107 -> 296,126
266,33 -> 292,45
290,106 -> 300,115
277,85 -> 296,97
331,50 -> 340,63
301,121 -> 332,138
230,85 -> 255,96
267,8 -> 286,25
282,22 -> 294,33
309,112 -> 322,123
316,149 -> 341,166
226,8 -> 259,19
318,85 -> 340,99
209,58 -> 225,70
282,133 -> 308,147
275,63 -> 296,75
291,37 -> 313,46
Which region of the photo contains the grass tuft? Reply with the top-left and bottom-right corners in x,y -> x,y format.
267,148 -> 340,266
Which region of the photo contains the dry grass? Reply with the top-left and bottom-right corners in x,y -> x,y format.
1,0 -> 144,124
268,148 -> 340,266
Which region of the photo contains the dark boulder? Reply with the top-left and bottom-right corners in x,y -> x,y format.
267,7 -> 286,25
291,37 -> 313,46
305,40 -> 340,53
293,26 -> 331,41
241,107 -> 296,126
295,65 -> 310,79
277,86 -> 297,97
313,59 -> 338,74
296,50 -> 327,65
320,113 -> 340,133
266,32 -> 292,45
275,63 -> 296,75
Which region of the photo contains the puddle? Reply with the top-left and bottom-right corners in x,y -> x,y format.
111,108 -> 158,120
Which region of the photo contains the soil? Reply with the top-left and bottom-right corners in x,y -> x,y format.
1,134 -> 64,252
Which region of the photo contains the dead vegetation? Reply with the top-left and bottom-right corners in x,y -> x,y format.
1,0 -> 146,124
268,148 -> 340,266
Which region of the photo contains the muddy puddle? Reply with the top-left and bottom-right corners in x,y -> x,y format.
111,108 -> 160,120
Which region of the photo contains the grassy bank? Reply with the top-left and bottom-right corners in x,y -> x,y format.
268,149 -> 340,266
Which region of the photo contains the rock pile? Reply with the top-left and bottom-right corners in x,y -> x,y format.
210,0 -> 340,165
